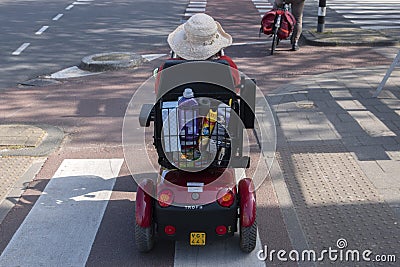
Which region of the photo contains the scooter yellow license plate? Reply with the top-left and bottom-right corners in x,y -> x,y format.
190,232 -> 206,245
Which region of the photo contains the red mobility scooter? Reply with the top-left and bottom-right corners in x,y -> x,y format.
136,59 -> 257,253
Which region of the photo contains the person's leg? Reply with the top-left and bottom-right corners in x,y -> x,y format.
290,0 -> 305,50
273,0 -> 284,9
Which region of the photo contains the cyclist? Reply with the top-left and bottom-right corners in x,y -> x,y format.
273,0 -> 305,51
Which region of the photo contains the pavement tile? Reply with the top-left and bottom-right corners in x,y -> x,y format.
378,90 -> 398,99
356,136 -> 398,147
376,160 -> 400,174
271,68 -> 400,246
277,145 -> 398,258
386,150 -> 400,161
348,145 -> 390,161
0,157 -> 34,206
337,113 -> 357,122
393,119 -> 400,130
329,89 -> 353,98
358,161 -> 400,190
307,92 -> 332,101
336,99 -> 367,110
377,188 -> 400,206
358,121 -> 396,137
329,121 -> 365,134
292,93 -> 308,102
318,101 -> 349,112
348,110 -> 380,122
375,104 -> 400,113
340,136 -> 363,147
305,112 -> 331,125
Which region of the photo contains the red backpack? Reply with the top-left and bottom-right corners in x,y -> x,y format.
260,9 -> 296,39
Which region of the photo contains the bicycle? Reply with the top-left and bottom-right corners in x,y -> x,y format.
270,2 -> 290,55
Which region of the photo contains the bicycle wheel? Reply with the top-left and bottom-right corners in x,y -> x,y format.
270,29 -> 278,55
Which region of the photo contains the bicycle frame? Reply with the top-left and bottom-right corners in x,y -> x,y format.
270,3 -> 290,55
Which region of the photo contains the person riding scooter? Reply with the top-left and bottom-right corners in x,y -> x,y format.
155,13 -> 240,93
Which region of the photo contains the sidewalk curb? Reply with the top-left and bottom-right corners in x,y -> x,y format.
302,30 -> 399,47
0,124 -> 64,157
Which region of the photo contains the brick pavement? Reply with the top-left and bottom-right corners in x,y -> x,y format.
0,124 -> 62,223
269,66 -> 400,265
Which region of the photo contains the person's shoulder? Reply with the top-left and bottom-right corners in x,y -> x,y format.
219,55 -> 233,60
219,55 -> 238,69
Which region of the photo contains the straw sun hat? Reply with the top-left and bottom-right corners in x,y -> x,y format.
167,13 -> 233,60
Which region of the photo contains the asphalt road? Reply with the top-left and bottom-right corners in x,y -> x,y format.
0,0 -> 186,90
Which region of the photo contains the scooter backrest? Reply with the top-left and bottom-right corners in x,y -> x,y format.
156,60 -> 236,101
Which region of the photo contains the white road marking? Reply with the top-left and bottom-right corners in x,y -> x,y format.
0,159 -> 124,267
322,0 -> 400,30
174,231 -> 264,267
350,20 -> 400,25
174,168 -> 264,267
362,25 -> 400,30
232,41 -> 268,46
66,4 -> 74,10
52,13 -> 64,21
188,4 -> 206,7
186,8 -> 206,12
48,66 -> 102,79
185,1 -> 206,16
184,13 -> 199,17
326,0 -> 400,2
235,168 -> 246,183
338,10 -> 400,15
328,5 -> 400,10
253,0 -> 273,14
11,43 -> 30,55
142,53 -> 167,61
35,25 -> 49,35
344,14 -> 400,19
73,1 -> 91,4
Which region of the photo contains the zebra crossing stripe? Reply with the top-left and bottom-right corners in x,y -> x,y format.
185,0 -> 206,16
344,14 -> 400,19
186,8 -> 206,12
350,20 -> 400,25
325,0 -> 400,30
173,169 -> 264,267
328,6 -> 400,10
0,159 -> 124,266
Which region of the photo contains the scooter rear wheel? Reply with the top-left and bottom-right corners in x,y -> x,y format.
135,221 -> 155,252
239,219 -> 257,253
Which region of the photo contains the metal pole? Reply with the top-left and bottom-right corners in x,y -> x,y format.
373,50 -> 400,98
317,0 -> 326,33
